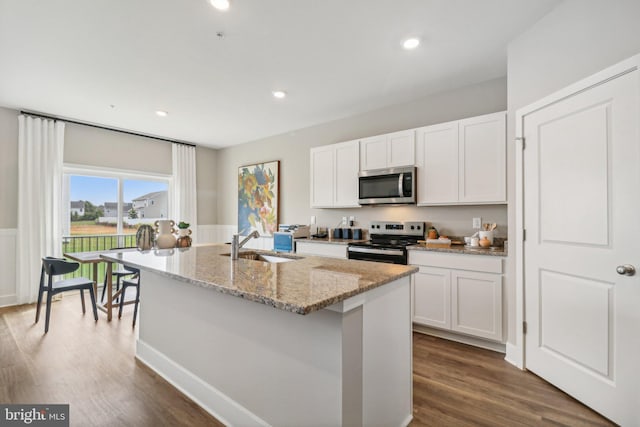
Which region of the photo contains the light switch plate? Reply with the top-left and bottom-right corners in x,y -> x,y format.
472,217 -> 482,229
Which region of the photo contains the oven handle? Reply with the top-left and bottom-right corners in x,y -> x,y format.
398,173 -> 404,197
348,247 -> 404,256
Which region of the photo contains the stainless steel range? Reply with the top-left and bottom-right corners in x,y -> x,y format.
347,221 -> 425,265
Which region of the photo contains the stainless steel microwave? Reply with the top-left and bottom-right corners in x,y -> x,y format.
358,166 -> 416,205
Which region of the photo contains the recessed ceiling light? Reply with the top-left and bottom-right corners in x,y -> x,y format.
272,90 -> 287,99
209,0 -> 230,11
402,38 -> 420,50
155,110 -> 168,117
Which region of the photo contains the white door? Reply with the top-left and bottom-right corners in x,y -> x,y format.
523,67 -> 640,425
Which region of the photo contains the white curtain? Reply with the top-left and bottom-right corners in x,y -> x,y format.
172,144 -> 198,242
16,115 -> 65,304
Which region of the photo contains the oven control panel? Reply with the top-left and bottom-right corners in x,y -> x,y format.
369,221 -> 426,237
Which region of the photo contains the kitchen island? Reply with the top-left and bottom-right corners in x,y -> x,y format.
102,244 -> 417,427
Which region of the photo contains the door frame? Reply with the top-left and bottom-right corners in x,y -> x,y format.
511,53 -> 640,369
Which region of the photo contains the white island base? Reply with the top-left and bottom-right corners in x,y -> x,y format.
135,271 -> 412,427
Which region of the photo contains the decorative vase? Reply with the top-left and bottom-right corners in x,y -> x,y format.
155,219 -> 177,249
176,228 -> 192,248
136,224 -> 155,250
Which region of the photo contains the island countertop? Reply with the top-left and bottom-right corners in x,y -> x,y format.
101,244 -> 417,315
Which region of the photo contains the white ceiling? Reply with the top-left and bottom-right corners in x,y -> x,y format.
0,0 -> 559,148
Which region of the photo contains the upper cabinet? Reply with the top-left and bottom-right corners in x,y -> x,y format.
416,111 -> 506,205
360,130 -> 415,171
310,140 -> 360,208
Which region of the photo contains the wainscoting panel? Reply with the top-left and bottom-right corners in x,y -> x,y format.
0,229 -> 17,307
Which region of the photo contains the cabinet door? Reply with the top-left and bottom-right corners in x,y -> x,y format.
360,135 -> 388,171
451,270 -> 502,341
415,122 -> 459,204
310,146 -> 335,208
413,266 -> 451,329
458,111 -> 506,203
387,130 -> 415,167
334,140 -> 360,207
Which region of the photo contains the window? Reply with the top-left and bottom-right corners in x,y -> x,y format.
63,167 -> 170,238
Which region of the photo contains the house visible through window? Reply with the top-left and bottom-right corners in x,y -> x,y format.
63,169 -> 170,238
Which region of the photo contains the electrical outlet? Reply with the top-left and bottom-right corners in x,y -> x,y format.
310,215 -> 316,225
342,216 -> 347,225
472,217 -> 482,229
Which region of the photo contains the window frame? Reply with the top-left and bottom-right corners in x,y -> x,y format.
63,163 -> 172,236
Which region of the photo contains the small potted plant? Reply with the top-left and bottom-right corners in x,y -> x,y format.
176,221 -> 192,247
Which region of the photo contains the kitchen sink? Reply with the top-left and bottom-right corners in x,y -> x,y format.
220,251 -> 301,263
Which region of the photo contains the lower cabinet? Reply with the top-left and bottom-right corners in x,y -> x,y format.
409,251 -> 503,342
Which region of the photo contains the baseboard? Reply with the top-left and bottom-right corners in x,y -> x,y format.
413,324 -> 506,353
0,294 -> 17,308
136,339 -> 269,427
401,414 -> 413,427
504,342 -> 524,369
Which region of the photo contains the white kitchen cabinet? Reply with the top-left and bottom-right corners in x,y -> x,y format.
360,130 -> 415,171
458,112 -> 506,203
310,140 -> 359,208
415,121 -> 459,204
413,266 -> 451,329
451,270 -> 502,341
415,111 -> 506,205
409,251 -> 503,342
295,241 -> 347,259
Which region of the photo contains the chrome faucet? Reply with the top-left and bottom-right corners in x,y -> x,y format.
231,230 -> 260,260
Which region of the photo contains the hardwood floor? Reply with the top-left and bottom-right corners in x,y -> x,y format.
410,333 -> 614,426
1,296 -> 613,426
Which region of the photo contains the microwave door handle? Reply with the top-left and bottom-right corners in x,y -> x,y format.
398,173 -> 404,197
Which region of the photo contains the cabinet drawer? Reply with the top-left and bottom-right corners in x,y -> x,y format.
408,251 -> 502,274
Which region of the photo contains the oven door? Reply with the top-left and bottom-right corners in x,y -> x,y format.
347,245 -> 407,264
358,166 -> 415,205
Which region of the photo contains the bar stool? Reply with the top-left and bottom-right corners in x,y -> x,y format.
101,248 -> 135,303
36,257 -> 98,333
119,267 -> 141,327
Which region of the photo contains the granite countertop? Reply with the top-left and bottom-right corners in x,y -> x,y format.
407,244 -> 507,257
101,244 -> 417,315
294,237 -> 368,245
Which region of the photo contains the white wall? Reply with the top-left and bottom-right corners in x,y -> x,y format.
505,0 -> 640,343
0,107 -> 18,229
216,77 -> 508,238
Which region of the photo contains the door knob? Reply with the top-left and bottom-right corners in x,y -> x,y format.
616,264 -> 636,276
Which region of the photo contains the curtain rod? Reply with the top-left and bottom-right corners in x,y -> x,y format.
20,110 -> 197,148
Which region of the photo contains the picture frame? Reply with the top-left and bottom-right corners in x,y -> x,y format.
237,160 -> 280,236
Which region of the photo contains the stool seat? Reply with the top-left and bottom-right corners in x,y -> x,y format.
51,277 -> 94,291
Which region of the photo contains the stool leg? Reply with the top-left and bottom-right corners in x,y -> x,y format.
115,275 -> 122,303
44,291 -> 53,333
35,287 -> 44,324
100,271 -> 108,303
88,286 -> 98,322
132,284 -> 140,328
118,285 -> 125,319
80,289 -> 86,314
